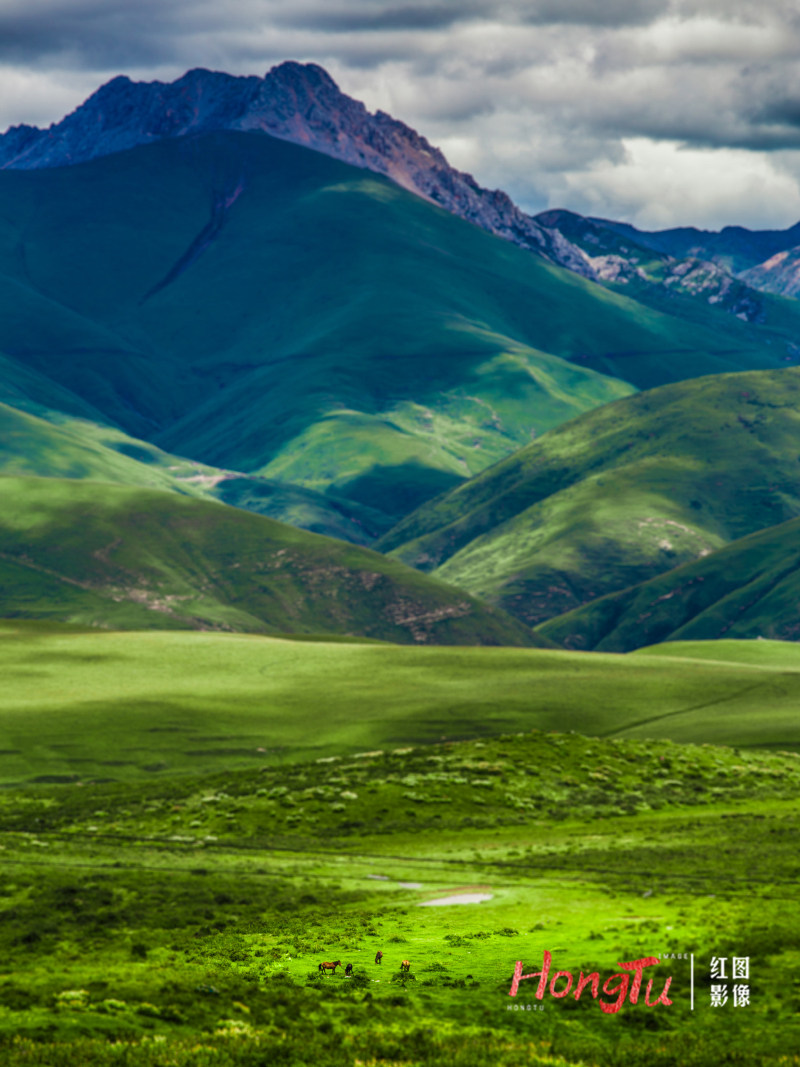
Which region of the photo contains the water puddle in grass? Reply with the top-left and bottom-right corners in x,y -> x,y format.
419,893 -> 493,906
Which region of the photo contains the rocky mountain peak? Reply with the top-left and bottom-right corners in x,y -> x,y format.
0,62 -> 593,279
270,60 -> 340,92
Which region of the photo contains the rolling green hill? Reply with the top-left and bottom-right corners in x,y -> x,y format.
0,476 -> 533,645
0,400 -> 392,544
0,131 -> 792,522
1,623 -> 799,785
539,516 -> 800,651
380,366 -> 800,626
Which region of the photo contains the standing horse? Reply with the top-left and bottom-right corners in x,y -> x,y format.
375,950 -> 383,965
400,960 -> 411,972
318,960 -> 342,975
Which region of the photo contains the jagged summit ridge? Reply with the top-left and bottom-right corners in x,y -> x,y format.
0,61 -> 592,278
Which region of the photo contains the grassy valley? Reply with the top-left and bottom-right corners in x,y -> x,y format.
0,400 -> 393,544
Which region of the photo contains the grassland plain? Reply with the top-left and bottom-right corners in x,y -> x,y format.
380,366 -> 800,627
3,624 -> 800,785
0,728 -> 797,1066
0,131 -> 793,521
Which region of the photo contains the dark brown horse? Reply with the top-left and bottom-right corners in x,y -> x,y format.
319,960 -> 342,975
375,951 -> 383,965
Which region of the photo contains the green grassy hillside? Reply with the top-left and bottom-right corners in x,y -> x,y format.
0,477 -> 532,645
0,131 -> 791,520
2,623 -> 799,786
0,400 -> 392,543
381,367 -> 800,625
539,517 -> 800,651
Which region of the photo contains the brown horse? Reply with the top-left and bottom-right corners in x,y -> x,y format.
375,951 -> 383,964
400,960 -> 411,972
318,960 -> 342,975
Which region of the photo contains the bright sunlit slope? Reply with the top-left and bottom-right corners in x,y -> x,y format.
1,623 -> 798,785
631,639 -> 800,666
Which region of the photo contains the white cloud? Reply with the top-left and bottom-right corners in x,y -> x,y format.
0,67 -> 101,128
556,138 -> 800,231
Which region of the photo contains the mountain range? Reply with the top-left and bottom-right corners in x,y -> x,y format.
0,62 -> 592,278
4,62 -> 800,304
535,208 -> 800,323
2,61 -> 800,648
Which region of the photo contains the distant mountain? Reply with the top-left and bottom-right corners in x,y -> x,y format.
11,65 -> 800,651
535,208 -> 771,324
0,62 -> 592,279
539,516 -> 800,651
574,215 -> 800,275
532,208 -> 800,379
379,367 -> 800,627
6,129 -> 775,527
6,61 -> 800,334
0,476 -> 537,645
740,247 -> 800,300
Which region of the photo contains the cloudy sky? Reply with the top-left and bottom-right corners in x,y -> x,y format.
2,0 -> 800,230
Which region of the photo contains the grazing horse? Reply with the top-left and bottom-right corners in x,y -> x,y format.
400,960 -> 411,972
345,964 -> 353,977
318,960 -> 342,975
375,950 -> 383,965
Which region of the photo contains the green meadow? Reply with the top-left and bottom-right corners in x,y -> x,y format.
0,724 -> 797,1066
3,625 -> 800,787
1,627 -> 798,1064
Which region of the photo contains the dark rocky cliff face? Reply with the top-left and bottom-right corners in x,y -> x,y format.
0,61 -> 594,279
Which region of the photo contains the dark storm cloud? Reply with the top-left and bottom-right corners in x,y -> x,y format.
272,0 -> 667,33
0,0 -> 192,66
757,98 -> 800,130
517,0 -> 666,27
271,3 -> 480,33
